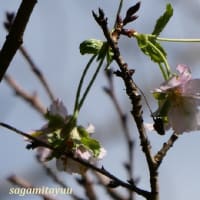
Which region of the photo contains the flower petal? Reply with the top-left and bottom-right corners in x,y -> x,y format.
97,147 -> 106,159
176,64 -> 191,85
86,123 -> 95,134
74,146 -> 92,160
182,79 -> 200,101
49,99 -> 68,119
159,64 -> 191,91
56,156 -> 87,175
168,97 -> 200,134
36,147 -> 52,162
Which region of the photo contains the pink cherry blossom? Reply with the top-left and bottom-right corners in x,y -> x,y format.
56,145 -> 106,175
29,100 -> 106,175
154,64 -> 200,134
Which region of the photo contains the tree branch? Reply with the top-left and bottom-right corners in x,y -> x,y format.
3,12 -> 56,102
154,132 -> 179,168
92,8 -> 159,200
0,122 -> 151,199
4,74 -> 46,115
104,69 -> 135,200
95,172 -> 128,200
19,46 -> 56,102
76,175 -> 97,200
0,0 -> 37,81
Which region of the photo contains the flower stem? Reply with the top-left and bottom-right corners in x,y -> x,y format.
78,57 -> 105,112
147,41 -> 171,80
73,55 -> 96,118
114,0 -> 124,28
156,37 -> 200,43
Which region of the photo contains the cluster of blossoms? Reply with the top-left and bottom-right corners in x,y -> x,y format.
152,64 -> 200,134
30,100 -> 106,175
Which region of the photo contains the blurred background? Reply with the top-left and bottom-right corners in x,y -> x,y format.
1,0 -> 200,199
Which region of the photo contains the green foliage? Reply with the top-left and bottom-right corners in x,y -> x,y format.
77,126 -> 90,137
47,130 -> 64,148
134,3 -> 174,80
77,126 -> 101,157
152,4 -> 173,36
81,136 -> 101,157
80,39 -> 104,55
45,111 -> 66,129
135,34 -> 167,63
79,39 -> 113,68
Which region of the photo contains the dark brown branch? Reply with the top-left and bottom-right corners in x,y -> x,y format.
4,12 -> 56,102
92,9 -> 154,167
95,172 -> 128,200
0,0 -> 37,81
4,74 -> 46,115
0,122 -> 150,199
7,174 -> 57,200
92,9 -> 159,200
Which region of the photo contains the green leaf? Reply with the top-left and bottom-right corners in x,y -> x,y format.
136,34 -> 167,63
77,126 -> 90,137
45,111 -> 66,129
47,130 -> 63,148
97,42 -> 114,63
152,4 -> 173,36
81,137 -> 101,157
149,38 -> 167,62
80,39 -> 104,55
80,39 -> 113,66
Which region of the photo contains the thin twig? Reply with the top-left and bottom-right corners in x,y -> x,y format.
154,132 -> 179,168
0,122 -> 151,199
0,0 -> 37,82
104,69 -> 135,200
95,172 -> 128,200
7,174 -> 58,200
19,46 -> 56,102
4,74 -> 46,115
77,174 -> 97,200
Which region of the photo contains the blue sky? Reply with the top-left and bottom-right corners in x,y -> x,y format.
1,1 -> 200,200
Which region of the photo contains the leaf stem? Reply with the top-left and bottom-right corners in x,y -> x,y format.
156,37 -> 200,43
73,55 -> 96,118
148,41 -> 171,80
78,57 -> 105,113
114,0 -> 124,28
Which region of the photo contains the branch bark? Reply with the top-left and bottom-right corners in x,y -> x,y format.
0,0 -> 37,81
92,8 -> 160,200
0,122 -> 150,199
